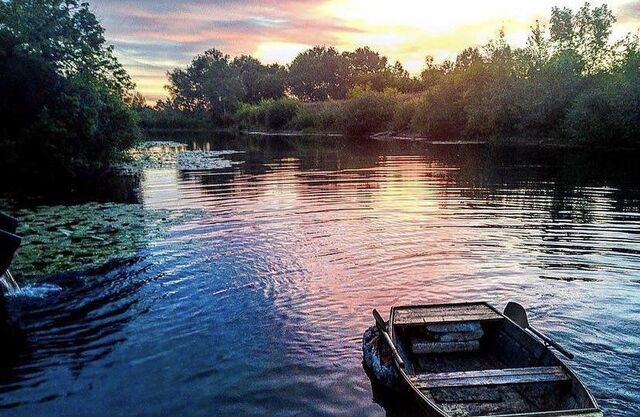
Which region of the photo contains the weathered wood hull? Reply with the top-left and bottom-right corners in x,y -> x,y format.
0,212 -> 20,278
385,302 -> 602,417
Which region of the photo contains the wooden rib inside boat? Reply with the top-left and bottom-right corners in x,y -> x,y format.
386,302 -> 602,417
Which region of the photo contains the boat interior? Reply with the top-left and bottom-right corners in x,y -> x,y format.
391,303 -> 600,417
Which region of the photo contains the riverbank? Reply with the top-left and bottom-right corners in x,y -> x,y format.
142,127 -> 640,151
141,87 -> 640,150
368,131 -> 593,148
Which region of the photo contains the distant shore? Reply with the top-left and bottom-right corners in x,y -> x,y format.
142,127 -> 640,151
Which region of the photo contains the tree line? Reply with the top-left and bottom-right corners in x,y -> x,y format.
142,45 -> 421,127
145,2 -> 640,145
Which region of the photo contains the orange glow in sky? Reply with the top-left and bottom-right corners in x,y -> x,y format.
91,0 -> 639,102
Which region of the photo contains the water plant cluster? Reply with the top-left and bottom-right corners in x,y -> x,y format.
11,203 -> 201,280
116,141 -> 244,174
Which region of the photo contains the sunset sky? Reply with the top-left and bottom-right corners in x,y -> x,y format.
91,0 -> 640,102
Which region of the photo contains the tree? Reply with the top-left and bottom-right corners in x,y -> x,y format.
167,49 -> 244,119
421,56 -> 449,89
566,34 -> 640,144
344,47 -> 388,76
455,47 -> 483,70
288,46 -> 350,101
514,21 -> 551,77
0,0 -> 134,97
550,3 -> 616,74
0,0 -> 139,186
0,30 -> 57,133
231,55 -> 286,103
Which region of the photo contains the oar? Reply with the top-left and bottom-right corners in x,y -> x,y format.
372,309 -> 405,368
504,302 -> 574,360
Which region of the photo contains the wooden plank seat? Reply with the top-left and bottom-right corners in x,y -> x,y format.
411,321 -> 485,354
410,366 -> 570,389
394,303 -> 502,326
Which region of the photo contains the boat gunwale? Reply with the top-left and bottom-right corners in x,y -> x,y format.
387,301 -> 602,417
482,408 -> 603,417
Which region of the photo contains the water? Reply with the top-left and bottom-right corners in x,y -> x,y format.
0,271 -> 20,294
1,134 -> 639,416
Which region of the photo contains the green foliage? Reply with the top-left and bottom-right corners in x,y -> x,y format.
236,99 -> 302,130
550,3 -> 615,74
166,50 -> 290,125
167,49 -> 243,121
231,55 -> 287,103
338,90 -> 397,135
2,69 -> 139,180
146,2 -> 639,147
567,73 -> 640,144
137,99 -> 210,129
264,99 -> 301,130
0,1 -> 139,187
0,0 -> 134,97
287,46 -> 350,101
390,98 -> 419,132
289,102 -> 342,131
413,78 -> 466,138
408,3 -> 639,144
286,46 -> 422,101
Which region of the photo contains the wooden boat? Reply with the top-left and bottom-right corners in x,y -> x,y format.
0,212 -> 20,278
372,302 -> 602,417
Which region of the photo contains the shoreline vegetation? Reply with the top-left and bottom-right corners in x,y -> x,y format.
138,3 -> 640,148
1,0 -> 640,194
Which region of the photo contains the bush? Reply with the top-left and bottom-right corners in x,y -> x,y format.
236,102 -> 263,128
265,99 -> 301,129
338,90 -> 397,135
390,98 -> 419,131
138,107 -> 209,129
0,34 -> 139,183
0,10 -> 139,188
412,80 -> 466,139
566,76 -> 640,144
236,99 -> 302,130
10,76 -> 139,180
289,106 -> 324,131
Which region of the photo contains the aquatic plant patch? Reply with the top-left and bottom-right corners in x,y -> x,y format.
116,141 -> 244,174
12,203 -> 202,280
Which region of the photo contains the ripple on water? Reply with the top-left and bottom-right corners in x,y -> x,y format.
1,138 -> 639,416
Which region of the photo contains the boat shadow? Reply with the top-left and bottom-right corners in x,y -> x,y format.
363,362 -> 428,417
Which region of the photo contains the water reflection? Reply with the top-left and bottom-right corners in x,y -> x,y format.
0,133 -> 639,416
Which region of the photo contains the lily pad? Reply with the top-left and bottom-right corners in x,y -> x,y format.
114,141 -> 244,174
11,202 -> 202,281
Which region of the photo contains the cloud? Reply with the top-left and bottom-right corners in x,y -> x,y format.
90,0 -> 639,102
617,0 -> 640,22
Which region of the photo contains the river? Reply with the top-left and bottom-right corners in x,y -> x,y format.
1,133 -> 639,416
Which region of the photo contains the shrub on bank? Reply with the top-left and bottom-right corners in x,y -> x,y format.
289,101 -> 343,132
0,33 -> 139,184
265,99 -> 301,130
412,80 -> 466,139
338,90 -> 397,135
236,98 -> 302,130
390,98 -> 419,132
138,107 -> 209,129
566,76 -> 640,145
0,4 -> 140,187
